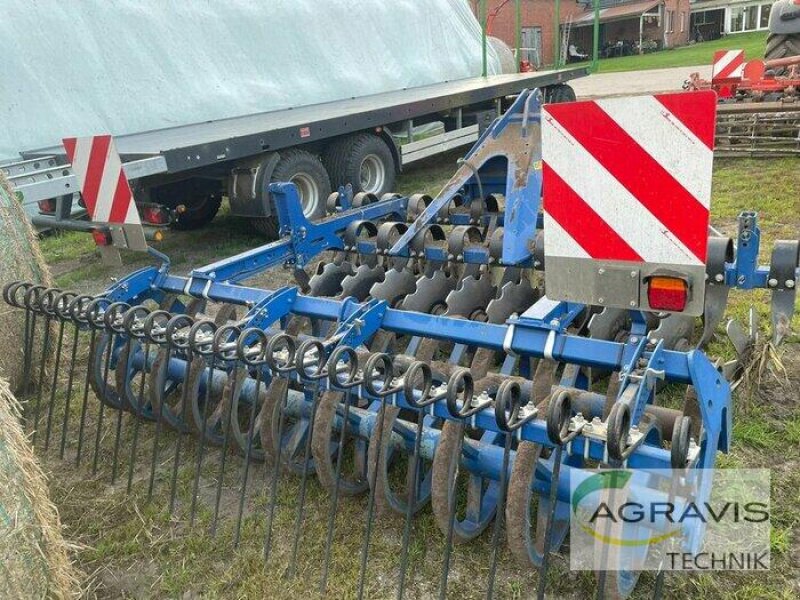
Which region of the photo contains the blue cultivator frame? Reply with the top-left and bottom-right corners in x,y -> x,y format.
5,89 -> 798,599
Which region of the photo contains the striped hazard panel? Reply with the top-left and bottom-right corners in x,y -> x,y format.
63,135 -> 147,251
711,49 -> 745,82
541,91 -> 717,316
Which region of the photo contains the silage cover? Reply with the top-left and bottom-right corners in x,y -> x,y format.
0,0 -> 502,159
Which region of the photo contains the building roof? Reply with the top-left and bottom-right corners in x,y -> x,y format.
567,0 -> 662,27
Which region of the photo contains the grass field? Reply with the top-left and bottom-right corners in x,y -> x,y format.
25,151 -> 800,599
576,31 -> 769,73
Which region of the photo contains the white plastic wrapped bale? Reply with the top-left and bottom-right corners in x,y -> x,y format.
0,0 -> 504,159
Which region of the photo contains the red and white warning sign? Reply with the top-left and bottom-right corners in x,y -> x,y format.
541,91 -> 717,316
711,49 -> 745,82
63,135 -> 147,250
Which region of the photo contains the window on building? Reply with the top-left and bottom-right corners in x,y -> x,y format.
760,3 -> 771,29
730,6 -> 744,32
666,10 -> 674,33
745,5 -> 758,30
680,11 -> 686,33
729,3 -> 774,33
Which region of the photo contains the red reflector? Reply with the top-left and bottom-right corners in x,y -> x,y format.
91,229 -> 111,247
37,198 -> 56,214
647,277 -> 688,312
142,206 -> 169,225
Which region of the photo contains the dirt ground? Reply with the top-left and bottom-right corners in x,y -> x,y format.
9,150 -> 800,599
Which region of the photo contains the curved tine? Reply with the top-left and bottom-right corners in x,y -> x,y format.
86,297 -> 112,330
295,339 -> 327,381
30,288 -> 60,446
326,345 -> 361,390
7,281 -> 33,308
146,310 -> 176,346
2,280 -> 24,306
403,360 -> 434,408
266,333 -> 297,373
59,294 -> 92,459
40,287 -> 63,316
42,291 -> 76,451
546,389 -> 576,446
23,284 -> 47,313
363,352 -> 395,397
188,318 -> 218,526
123,304 -> 152,339
606,402 -> 632,462
109,304 -> 137,484
188,318 -> 218,355
237,327 -> 269,367
233,328 -> 269,547
445,368 -> 478,419
105,301 -> 132,333
495,379 -> 534,432
69,294 -> 94,324
54,290 -> 78,321
147,312 -> 187,505
125,307 -> 156,493
212,323 -> 241,361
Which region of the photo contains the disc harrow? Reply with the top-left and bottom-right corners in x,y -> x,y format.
4,89 -> 799,599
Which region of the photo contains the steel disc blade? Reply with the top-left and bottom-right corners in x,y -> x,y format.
369,267 -> 418,307
340,264 -> 385,301
402,270 -> 457,313
444,272 -> 496,319
485,280 -> 539,324
309,261 -> 354,297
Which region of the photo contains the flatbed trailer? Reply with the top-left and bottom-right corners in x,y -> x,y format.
2,67 -> 587,238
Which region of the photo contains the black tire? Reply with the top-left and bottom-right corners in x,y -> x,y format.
542,83 -> 577,104
253,149 -> 330,238
765,33 -> 800,76
151,178 -> 222,230
323,133 -> 396,198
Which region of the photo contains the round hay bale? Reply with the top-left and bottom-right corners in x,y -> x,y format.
0,173 -> 52,392
0,377 -> 79,598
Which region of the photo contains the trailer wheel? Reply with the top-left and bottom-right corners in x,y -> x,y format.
253,149 -> 330,237
323,133 -> 396,197
765,33 -> 800,76
542,84 -> 576,104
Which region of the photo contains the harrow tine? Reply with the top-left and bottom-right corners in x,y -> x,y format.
31,288 -> 58,447
320,346 -> 362,594
539,389 -> 577,600
43,292 -> 74,451
119,305 -> 153,492
165,314 -> 194,511
263,333 -> 298,563
486,433 -> 511,600
318,388 -> 351,594
233,328 -> 268,548
76,298 -> 107,467
287,339 -> 328,578
210,323 -> 242,537
20,284 -> 44,398
94,302 -> 130,476
189,319 -> 219,528
356,352 -> 398,600
147,314 -> 173,503
59,294 -> 91,460
110,334 -> 133,484
438,422 -> 464,600
396,360 -> 436,600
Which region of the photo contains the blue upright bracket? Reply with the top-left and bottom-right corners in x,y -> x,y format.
389,88 -> 544,265
240,286 -> 299,330
329,298 -> 388,349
